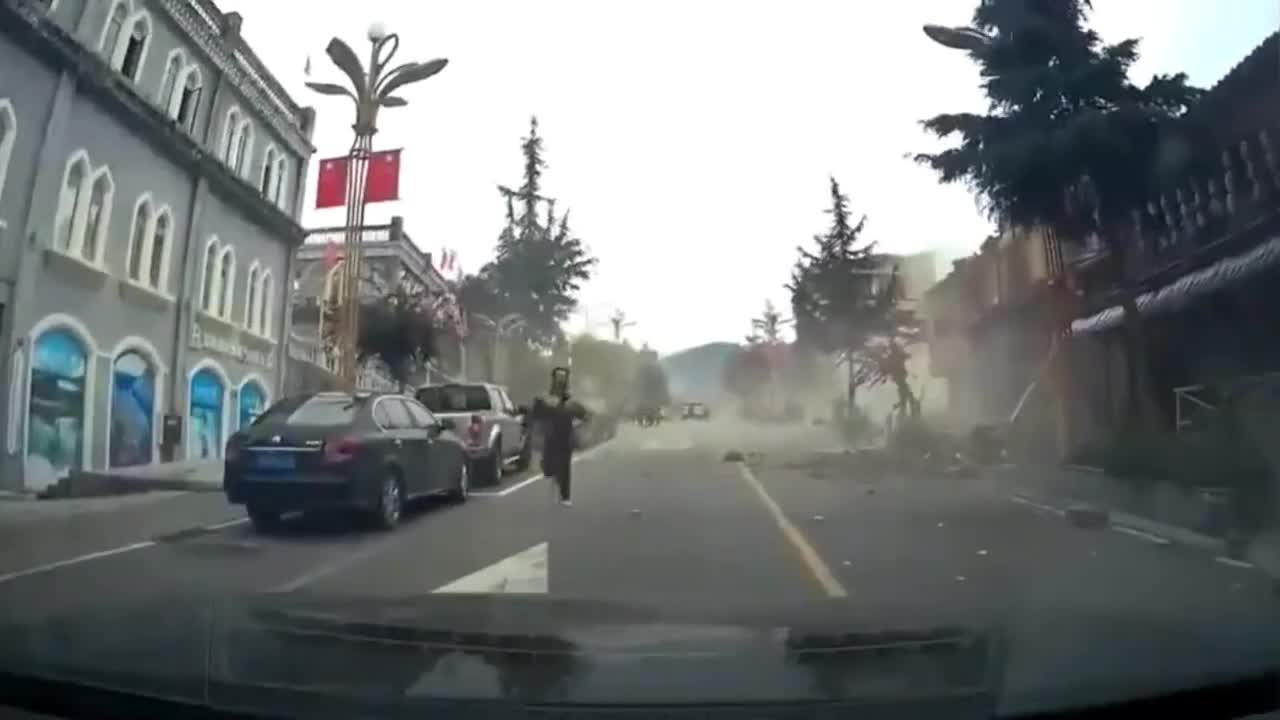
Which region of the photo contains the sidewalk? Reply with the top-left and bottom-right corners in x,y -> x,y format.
990,464 -> 1280,580
56,459 -> 223,498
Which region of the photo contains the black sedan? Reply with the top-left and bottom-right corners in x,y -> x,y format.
224,392 -> 469,532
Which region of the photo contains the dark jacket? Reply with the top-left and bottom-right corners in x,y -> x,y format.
534,395 -> 586,477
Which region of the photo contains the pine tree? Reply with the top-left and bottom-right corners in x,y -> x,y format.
915,0 -> 1200,423
479,116 -> 597,348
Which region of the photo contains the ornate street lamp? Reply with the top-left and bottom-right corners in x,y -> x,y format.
306,25 -> 448,388
922,24 -> 994,53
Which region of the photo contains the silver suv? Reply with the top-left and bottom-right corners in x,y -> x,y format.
414,383 -> 532,486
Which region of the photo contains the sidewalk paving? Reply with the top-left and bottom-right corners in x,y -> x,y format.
58,460 -> 223,497
991,464 -> 1280,581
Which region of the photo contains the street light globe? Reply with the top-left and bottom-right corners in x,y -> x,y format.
367,22 -> 388,42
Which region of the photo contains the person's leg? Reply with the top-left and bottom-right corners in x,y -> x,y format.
559,461 -> 572,503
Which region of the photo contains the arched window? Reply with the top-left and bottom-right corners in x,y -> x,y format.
55,153 -> 89,252
216,246 -> 236,319
80,168 -> 113,263
0,99 -> 15,205
244,263 -> 259,330
148,210 -> 171,291
188,367 -> 225,459
238,381 -> 266,430
220,107 -> 241,164
258,271 -> 274,336
118,13 -> 150,81
109,349 -> 155,468
28,327 -> 89,480
199,237 -> 220,313
259,145 -> 278,196
100,2 -> 127,61
271,154 -> 290,209
127,195 -> 152,281
233,122 -> 254,177
158,50 -> 183,113
176,66 -> 202,131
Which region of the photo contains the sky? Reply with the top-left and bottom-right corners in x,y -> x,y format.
219,0 -> 1278,354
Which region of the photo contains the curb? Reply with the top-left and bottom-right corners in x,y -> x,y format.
1009,491 -> 1275,578
50,471 -> 222,499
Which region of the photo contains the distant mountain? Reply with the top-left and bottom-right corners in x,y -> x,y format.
661,342 -> 739,403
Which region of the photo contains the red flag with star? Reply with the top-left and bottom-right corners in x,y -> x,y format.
364,149 -> 402,204
315,156 -> 348,209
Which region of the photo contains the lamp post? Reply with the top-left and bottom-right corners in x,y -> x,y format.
922,24 -> 994,53
306,27 -> 448,389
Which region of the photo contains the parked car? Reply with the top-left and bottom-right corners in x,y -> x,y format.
223,392 -> 469,533
414,382 -> 532,487
681,402 -> 711,420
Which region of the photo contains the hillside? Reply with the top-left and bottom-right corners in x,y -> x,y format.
660,342 -> 739,403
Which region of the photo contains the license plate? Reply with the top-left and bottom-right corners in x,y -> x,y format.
253,452 -> 296,471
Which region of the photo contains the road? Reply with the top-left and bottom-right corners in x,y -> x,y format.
0,418 -> 1277,712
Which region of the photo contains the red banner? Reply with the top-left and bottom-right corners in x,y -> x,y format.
313,149 -> 403,209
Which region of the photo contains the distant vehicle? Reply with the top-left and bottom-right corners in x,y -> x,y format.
224,392 -> 469,533
415,382 -> 532,486
682,402 -> 711,420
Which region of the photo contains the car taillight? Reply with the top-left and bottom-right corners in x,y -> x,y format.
467,416 -> 483,444
324,435 -> 359,464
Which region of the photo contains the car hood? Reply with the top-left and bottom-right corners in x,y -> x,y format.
0,593 -> 1275,716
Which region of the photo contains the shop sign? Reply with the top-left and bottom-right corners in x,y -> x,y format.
190,323 -> 274,369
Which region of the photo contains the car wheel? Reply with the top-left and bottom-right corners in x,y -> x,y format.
449,461 -> 470,503
514,434 -> 533,471
473,449 -> 502,487
373,471 -> 404,530
247,505 -> 281,534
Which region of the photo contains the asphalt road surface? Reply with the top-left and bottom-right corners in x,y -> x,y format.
0,418 -> 1277,712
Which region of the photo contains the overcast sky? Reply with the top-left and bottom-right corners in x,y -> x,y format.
219,0 -> 1277,354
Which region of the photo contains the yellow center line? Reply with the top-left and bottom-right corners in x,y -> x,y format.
735,461 -> 849,599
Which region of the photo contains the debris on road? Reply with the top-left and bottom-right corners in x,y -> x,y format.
955,575 -> 966,582
723,450 -> 744,462
1066,503 -> 1110,529
812,515 -> 824,522
976,549 -> 988,556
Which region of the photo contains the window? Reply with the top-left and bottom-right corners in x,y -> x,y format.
103,3 -> 151,82
158,51 -> 182,112
259,394 -> 358,427
415,385 -> 492,413
100,3 -> 127,61
404,400 -> 437,428
244,263 -> 259,330
81,170 -> 113,263
219,108 -> 240,164
0,99 -> 15,206
271,155 -> 289,209
118,14 -> 149,80
55,153 -> 88,252
200,238 -> 219,312
148,211 -> 170,290
126,195 -> 152,281
380,398 -> 414,430
176,67 -> 202,131
216,246 -> 235,319
259,145 -> 277,195
233,122 -> 253,177
53,152 -> 112,266
257,271 -> 274,336
109,350 -> 155,468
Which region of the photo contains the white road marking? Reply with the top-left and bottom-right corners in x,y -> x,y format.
432,542 -> 548,594
470,442 -> 610,497
203,517 -> 250,531
1111,525 -> 1171,545
0,541 -> 156,585
269,535 -> 404,593
0,514 -> 254,585
1215,556 -> 1256,569
1009,494 -> 1066,517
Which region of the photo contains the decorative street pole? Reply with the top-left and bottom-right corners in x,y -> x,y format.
307,25 -> 448,389
922,24 -> 994,53
472,313 -> 525,383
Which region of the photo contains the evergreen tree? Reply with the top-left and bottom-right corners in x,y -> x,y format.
479,116 -> 597,348
915,0 -> 1201,422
